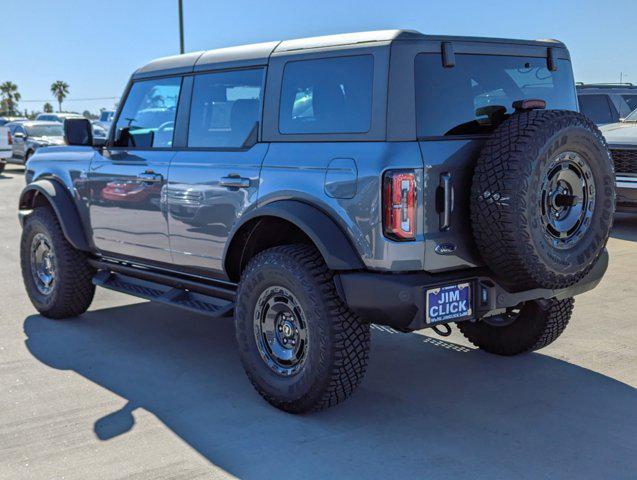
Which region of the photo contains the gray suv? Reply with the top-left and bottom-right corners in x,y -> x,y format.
18,30 -> 615,413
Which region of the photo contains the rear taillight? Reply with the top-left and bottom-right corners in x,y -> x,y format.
383,170 -> 417,241
7,131 -> 12,145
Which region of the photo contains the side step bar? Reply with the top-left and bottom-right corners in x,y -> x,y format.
91,265 -> 235,318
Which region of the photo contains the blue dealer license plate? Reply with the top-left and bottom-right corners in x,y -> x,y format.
426,283 -> 472,324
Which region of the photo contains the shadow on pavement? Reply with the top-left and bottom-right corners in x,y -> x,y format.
612,212 -> 637,242
24,303 -> 637,479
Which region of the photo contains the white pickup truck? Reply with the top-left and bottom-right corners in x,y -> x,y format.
0,126 -> 11,174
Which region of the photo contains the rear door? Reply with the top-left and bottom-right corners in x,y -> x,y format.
88,76 -> 183,263
412,47 -> 578,271
167,68 -> 266,273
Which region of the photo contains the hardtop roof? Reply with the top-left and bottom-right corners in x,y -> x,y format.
133,29 -> 566,79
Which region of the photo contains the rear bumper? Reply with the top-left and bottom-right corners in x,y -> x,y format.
336,249 -> 609,331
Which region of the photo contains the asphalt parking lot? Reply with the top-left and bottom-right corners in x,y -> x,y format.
0,164 -> 636,479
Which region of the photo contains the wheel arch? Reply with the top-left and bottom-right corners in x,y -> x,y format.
223,200 -> 364,282
19,179 -> 91,252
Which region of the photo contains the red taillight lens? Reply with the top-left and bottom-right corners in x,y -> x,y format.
383,170 -> 417,241
7,131 -> 12,145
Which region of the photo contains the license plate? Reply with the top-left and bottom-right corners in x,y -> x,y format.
426,282 -> 472,324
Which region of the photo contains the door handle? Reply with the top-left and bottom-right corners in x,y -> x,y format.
138,170 -> 163,183
220,175 -> 250,189
439,172 -> 454,231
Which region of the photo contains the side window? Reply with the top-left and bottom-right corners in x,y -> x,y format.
188,68 -> 263,148
114,77 -> 182,148
279,55 -> 374,134
577,94 -> 618,124
621,95 -> 637,114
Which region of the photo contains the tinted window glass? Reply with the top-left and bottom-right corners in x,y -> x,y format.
27,124 -> 64,137
279,55 -> 374,134
114,77 -> 182,148
578,94 -> 617,124
188,69 -> 263,148
415,54 -> 577,137
622,95 -> 637,114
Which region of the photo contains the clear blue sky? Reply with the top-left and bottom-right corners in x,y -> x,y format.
2,0 -> 635,115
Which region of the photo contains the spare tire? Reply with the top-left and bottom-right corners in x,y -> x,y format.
471,109 -> 615,291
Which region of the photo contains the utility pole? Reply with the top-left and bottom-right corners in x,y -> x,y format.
178,0 -> 185,54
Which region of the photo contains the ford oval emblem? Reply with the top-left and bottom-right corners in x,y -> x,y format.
435,243 -> 457,255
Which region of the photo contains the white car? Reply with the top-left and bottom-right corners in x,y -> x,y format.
600,109 -> 637,211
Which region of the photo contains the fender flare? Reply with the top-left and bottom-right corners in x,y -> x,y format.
223,200 -> 364,276
19,179 -> 90,251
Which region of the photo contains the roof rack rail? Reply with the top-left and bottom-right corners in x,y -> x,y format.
576,82 -> 636,88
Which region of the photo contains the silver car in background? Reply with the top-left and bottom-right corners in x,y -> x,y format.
5,121 -> 65,164
601,108 -> 637,210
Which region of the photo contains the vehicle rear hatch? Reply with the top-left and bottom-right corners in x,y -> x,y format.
410,40 -> 578,272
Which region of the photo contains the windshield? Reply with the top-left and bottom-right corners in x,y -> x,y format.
415,54 -> 577,137
624,108 -> 637,122
27,124 -> 64,137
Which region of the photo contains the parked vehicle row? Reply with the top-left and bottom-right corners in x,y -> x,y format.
1,114 -> 107,165
19,30 -> 615,413
576,83 -> 637,125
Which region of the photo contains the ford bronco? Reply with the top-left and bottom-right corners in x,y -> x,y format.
19,30 -> 615,413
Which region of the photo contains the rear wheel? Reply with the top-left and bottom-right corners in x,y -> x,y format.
0,162 -> 5,175
24,150 -> 34,164
20,207 -> 95,319
457,298 -> 574,356
235,244 -> 371,413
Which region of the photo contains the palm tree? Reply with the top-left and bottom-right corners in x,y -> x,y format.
50,81 -> 69,112
0,81 -> 21,115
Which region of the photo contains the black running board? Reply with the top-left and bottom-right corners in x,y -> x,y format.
93,270 -> 235,318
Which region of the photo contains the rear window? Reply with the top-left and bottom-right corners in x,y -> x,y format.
578,94 -> 618,124
27,124 -> 63,137
279,55 -> 373,134
415,54 -> 577,137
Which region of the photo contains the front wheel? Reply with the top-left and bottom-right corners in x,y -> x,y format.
235,245 -> 371,413
457,298 -> 574,356
20,207 -> 95,319
0,162 -> 5,175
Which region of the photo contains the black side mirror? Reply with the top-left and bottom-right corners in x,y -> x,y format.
64,118 -> 93,146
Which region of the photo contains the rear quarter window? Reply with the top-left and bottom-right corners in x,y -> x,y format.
415,54 -> 577,137
279,55 -> 374,134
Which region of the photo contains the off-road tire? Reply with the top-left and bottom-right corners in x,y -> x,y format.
235,244 -> 371,413
24,150 -> 34,165
20,207 -> 95,319
0,162 -> 5,175
457,297 -> 574,356
471,110 -> 615,291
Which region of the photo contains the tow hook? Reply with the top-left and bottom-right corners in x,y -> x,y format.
430,323 -> 452,337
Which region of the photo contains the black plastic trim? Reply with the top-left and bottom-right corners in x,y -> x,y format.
337,249 -> 609,331
18,179 -> 91,251
224,200 -> 365,274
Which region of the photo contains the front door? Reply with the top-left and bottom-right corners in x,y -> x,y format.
167,68 -> 266,273
89,76 -> 183,263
